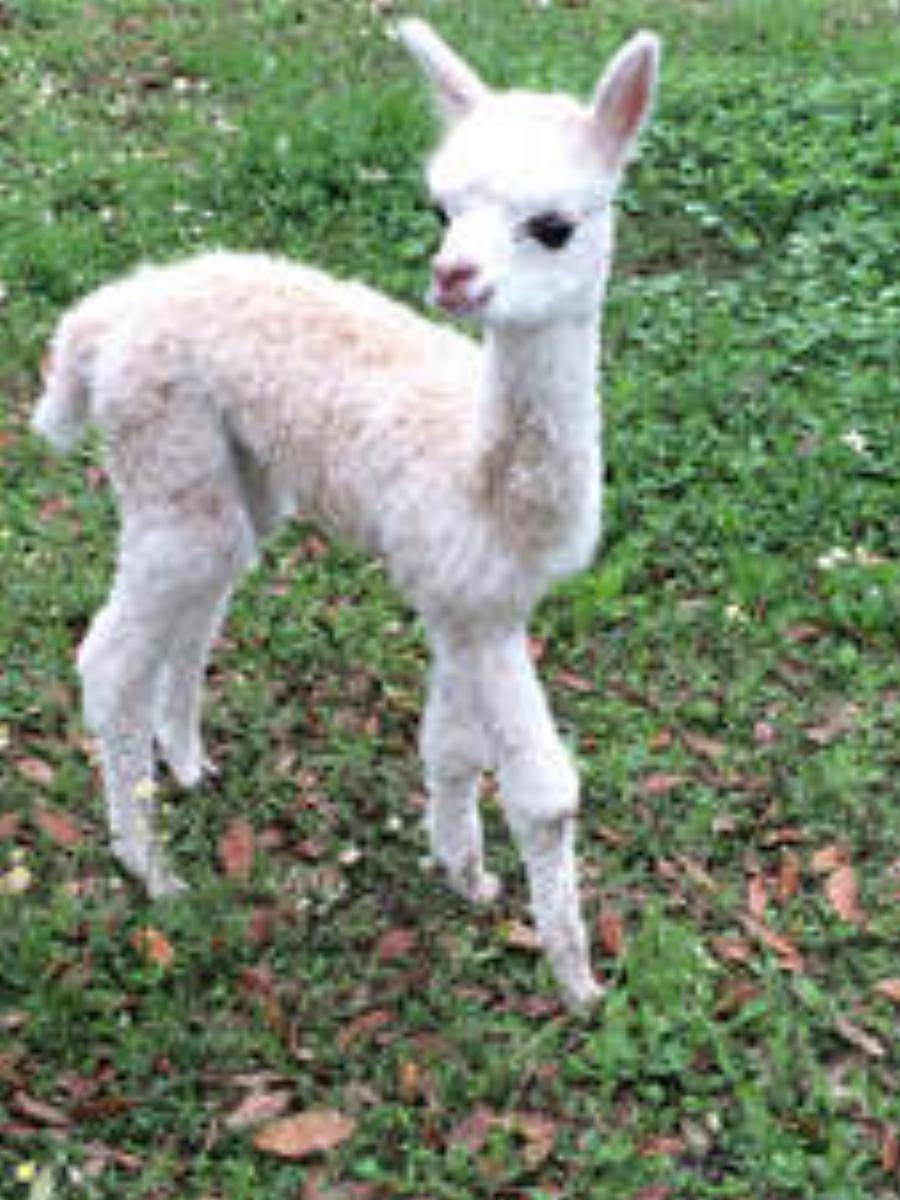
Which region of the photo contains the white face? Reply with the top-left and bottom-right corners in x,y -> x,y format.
427,93 -> 615,328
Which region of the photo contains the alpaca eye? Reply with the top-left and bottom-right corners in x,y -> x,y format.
431,202 -> 450,227
526,212 -> 575,250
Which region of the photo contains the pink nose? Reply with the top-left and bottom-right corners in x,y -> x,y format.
433,260 -> 478,293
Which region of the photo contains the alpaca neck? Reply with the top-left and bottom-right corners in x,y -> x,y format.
476,317 -> 602,569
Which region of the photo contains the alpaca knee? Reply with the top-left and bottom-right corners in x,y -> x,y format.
500,743 -> 580,841
78,616 -> 133,736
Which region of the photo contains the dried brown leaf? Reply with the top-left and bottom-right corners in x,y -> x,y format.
218,819 -> 256,879
811,843 -> 849,874
512,1112 -> 557,1168
682,731 -> 727,762
16,757 -> 56,787
375,927 -> 418,962
34,806 -> 84,849
10,1090 -> 71,1129
777,850 -> 802,904
746,874 -> 769,921
710,935 -> 754,965
497,919 -> 539,953
338,1009 -> 395,1050
224,1089 -> 293,1131
130,927 -> 175,969
742,916 -> 805,972
597,909 -> 626,958
253,1110 -> 356,1160
873,979 -> 900,1005
639,772 -> 687,797
449,1105 -> 497,1154
0,812 -> 22,840
824,864 -> 865,925
834,1016 -> 885,1059
881,1126 -> 899,1175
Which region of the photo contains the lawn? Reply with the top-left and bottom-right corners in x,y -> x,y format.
1,1 -> 898,1197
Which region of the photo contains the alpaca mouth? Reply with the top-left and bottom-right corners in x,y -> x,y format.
432,285 -> 494,318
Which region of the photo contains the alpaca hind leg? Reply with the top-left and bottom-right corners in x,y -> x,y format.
420,641 -> 499,904
478,632 -> 600,1010
81,507 -> 253,896
79,593 -> 187,898
154,590 -> 232,788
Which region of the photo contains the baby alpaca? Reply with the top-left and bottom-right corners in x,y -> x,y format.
32,20 -> 660,1010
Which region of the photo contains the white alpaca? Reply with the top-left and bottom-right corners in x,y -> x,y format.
32,20 -> 659,1009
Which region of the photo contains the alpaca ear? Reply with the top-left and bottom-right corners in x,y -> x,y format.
397,18 -> 489,123
591,31 -> 660,175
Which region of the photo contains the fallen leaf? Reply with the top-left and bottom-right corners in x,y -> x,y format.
746,874 -> 769,921
639,1134 -> 687,1157
512,1112 -> 556,1168
715,978 -> 762,1018
811,843 -> 848,875
253,1110 -> 356,1160
834,1016 -> 885,1059
639,772 -> 687,797
501,920 -> 541,953
130,927 -> 175,969
375,927 -> 418,962
805,705 -> 858,746
710,935 -> 754,965
824,864 -> 865,925
556,669 -> 594,694
682,731 -> 727,762
34,807 -> 84,849
597,909 -> 626,958
10,1090 -> 71,1129
448,1105 -> 497,1154
882,1126 -> 899,1175
777,851 -> 802,904
16,757 -> 55,787
753,720 -> 778,746
397,1059 -> 433,1105
873,979 -> 900,1005
742,916 -> 804,972
678,855 -> 718,892
338,1009 -> 395,1050
0,812 -> 22,840
783,622 -> 826,644
224,1089 -> 293,1131
69,1094 -> 137,1123
218,820 -> 256,880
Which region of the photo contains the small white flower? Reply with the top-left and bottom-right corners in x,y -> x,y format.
724,603 -> 748,624
0,865 -> 33,895
841,429 -> 868,455
817,547 -> 851,571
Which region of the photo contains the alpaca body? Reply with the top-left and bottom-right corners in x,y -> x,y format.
33,20 -> 660,1009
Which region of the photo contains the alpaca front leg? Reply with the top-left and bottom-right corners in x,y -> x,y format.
501,748 -> 600,1010
481,634 -> 600,1010
420,650 -> 500,904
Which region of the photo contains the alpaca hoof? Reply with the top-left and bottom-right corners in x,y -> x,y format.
147,866 -> 189,899
562,975 -> 605,1014
164,745 -> 216,790
449,861 -> 502,906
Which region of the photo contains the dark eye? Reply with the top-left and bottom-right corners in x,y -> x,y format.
431,202 -> 449,227
526,212 -> 575,250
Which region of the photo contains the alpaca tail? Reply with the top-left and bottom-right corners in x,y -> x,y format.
31,285 -> 123,453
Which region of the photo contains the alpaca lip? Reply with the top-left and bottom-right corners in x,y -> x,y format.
433,284 -> 494,317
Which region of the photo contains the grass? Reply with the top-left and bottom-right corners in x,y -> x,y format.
1,0 -> 898,1196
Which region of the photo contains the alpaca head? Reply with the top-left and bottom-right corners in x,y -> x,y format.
398,20 -> 660,329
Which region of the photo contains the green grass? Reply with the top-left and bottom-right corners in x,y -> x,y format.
1,1 -> 898,1197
